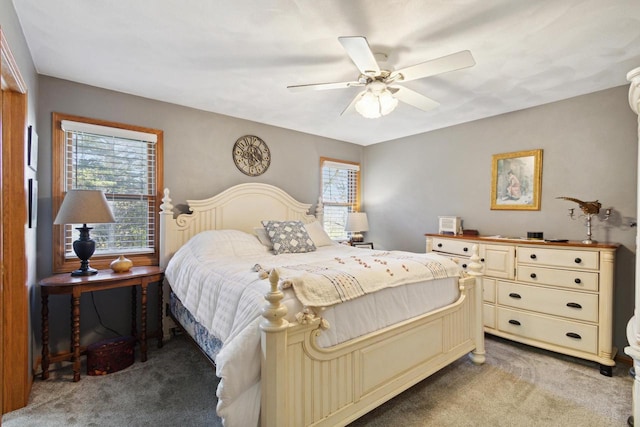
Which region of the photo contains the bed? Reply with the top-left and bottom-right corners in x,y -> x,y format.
158,182 -> 485,427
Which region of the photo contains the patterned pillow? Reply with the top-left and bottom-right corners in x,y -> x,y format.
261,220 -> 316,254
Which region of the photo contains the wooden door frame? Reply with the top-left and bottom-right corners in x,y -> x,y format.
1,27 -> 30,415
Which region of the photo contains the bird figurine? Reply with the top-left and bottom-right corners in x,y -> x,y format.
556,197 -> 601,215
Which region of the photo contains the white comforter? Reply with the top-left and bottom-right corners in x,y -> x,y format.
165,230 -> 461,427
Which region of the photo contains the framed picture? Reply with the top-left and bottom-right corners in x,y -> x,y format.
27,125 -> 38,172
352,242 -> 374,249
28,178 -> 37,228
490,149 -> 543,210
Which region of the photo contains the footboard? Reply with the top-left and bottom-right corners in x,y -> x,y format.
260,247 -> 485,427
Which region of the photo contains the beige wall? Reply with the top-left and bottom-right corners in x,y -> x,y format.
363,85 -> 638,352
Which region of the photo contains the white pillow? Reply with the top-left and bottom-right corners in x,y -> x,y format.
304,221 -> 334,247
254,227 -> 273,249
187,229 -> 269,258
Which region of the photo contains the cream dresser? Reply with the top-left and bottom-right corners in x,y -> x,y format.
426,234 -> 619,375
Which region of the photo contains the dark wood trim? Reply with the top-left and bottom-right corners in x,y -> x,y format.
1,27 -> 31,414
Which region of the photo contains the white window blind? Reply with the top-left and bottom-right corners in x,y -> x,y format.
321,159 -> 360,240
62,125 -> 157,258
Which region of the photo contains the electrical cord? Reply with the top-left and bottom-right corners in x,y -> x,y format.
91,291 -> 123,337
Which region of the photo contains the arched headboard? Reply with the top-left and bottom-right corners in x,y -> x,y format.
159,183 -> 322,266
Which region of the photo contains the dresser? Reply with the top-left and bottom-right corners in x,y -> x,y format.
426,234 -> 618,375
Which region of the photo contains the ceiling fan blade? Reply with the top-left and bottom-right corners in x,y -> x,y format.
340,91 -> 365,116
392,86 -> 440,111
392,50 -> 475,83
287,81 -> 362,92
338,36 -> 380,77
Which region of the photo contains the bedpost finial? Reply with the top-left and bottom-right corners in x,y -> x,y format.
261,269 -> 288,331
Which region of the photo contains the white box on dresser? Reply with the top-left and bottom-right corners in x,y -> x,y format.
426,234 -> 619,376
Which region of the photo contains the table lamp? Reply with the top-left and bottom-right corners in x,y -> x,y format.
54,190 -> 115,276
345,212 -> 369,243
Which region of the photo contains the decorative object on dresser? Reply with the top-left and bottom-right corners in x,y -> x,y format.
345,211 -> 369,242
426,233 -> 618,376
232,135 -> 270,176
110,255 -> 133,273
557,196 -> 612,244
54,189 -> 116,276
438,216 -> 462,235
490,149 -> 543,211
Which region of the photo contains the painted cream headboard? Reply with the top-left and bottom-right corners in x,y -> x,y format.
159,182 -> 322,267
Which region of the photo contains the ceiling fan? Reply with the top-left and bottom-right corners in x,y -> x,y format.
287,36 -> 475,119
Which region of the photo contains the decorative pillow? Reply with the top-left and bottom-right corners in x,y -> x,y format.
261,220 -> 316,254
254,227 -> 273,249
304,221 -> 335,247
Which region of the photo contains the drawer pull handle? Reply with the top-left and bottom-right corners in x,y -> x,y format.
574,257 -> 582,264
461,263 -> 467,269
566,302 -> 582,309
530,254 -> 537,260
463,247 -> 469,252
480,258 -> 485,262
508,293 -> 522,299
566,332 -> 582,340
437,243 -> 443,248
530,273 -> 537,279
574,278 -> 582,284
508,319 -> 521,326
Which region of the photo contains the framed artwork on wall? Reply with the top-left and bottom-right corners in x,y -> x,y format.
28,178 -> 37,228
27,125 -> 38,172
490,149 -> 543,211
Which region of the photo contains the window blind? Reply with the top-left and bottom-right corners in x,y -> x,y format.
62,127 -> 157,257
321,159 -> 360,240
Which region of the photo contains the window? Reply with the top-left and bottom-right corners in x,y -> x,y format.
52,113 -> 163,273
320,158 -> 360,240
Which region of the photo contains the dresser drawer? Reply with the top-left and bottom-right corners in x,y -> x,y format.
431,238 -> 475,257
517,247 -> 599,270
497,282 -> 598,322
497,307 -> 597,354
517,265 -> 599,291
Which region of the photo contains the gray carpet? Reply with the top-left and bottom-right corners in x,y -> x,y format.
2,335 -> 632,426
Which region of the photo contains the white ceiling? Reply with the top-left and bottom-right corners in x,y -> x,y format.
11,0 -> 640,146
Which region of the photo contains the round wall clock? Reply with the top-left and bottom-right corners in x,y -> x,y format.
232,135 -> 271,176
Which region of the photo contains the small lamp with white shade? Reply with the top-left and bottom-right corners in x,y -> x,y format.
54,189 -> 115,276
345,212 -> 369,243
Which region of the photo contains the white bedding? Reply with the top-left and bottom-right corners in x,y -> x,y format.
165,230 -> 462,427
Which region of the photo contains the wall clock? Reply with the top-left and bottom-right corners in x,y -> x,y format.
232,135 -> 271,176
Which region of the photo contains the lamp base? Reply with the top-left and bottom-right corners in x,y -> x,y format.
350,233 -> 364,243
71,267 -> 98,277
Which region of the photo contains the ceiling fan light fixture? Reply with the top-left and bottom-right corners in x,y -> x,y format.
355,86 -> 398,119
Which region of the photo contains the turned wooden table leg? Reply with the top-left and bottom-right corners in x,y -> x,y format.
141,282 -> 148,362
71,290 -> 81,382
157,279 -> 163,348
131,286 -> 137,339
41,291 -> 50,380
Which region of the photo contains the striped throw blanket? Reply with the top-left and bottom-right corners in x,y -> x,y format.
270,251 -> 461,307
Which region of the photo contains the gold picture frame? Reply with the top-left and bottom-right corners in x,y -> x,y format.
491,149 -> 543,210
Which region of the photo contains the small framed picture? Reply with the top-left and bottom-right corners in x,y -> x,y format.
28,178 -> 37,228
352,242 -> 374,249
490,149 -> 543,211
27,125 -> 38,172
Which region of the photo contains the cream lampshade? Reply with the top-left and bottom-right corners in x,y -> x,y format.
345,212 -> 369,242
54,190 -> 115,276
